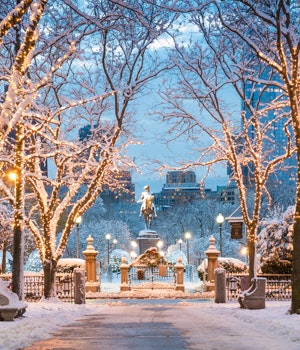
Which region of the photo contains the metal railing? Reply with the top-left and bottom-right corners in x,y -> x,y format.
226,274 -> 292,301
128,265 -> 176,290
0,273 -> 74,303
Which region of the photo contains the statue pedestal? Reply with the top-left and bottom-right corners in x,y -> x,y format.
138,229 -> 159,254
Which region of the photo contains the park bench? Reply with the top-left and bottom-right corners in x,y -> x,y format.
238,277 -> 266,309
0,280 -> 27,321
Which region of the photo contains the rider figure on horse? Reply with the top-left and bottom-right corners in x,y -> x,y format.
138,185 -> 157,219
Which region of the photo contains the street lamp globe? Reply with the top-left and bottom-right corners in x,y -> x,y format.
105,233 -> 111,240
131,241 -> 138,248
185,232 -> 191,240
75,216 -> 82,225
216,213 -> 225,225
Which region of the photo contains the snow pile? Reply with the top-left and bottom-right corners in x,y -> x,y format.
0,300 -> 96,349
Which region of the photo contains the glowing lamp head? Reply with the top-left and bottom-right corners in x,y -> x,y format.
216,213 -> 225,225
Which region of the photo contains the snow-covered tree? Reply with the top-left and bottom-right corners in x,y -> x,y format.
0,0 -> 48,150
0,1 -> 177,299
158,0 -> 300,313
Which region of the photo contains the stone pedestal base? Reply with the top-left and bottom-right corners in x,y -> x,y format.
205,282 -> 215,292
175,284 -> 185,292
85,281 -> 100,293
138,229 -> 159,254
120,283 -> 130,291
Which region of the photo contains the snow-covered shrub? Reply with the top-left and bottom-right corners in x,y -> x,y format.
165,250 -> 188,266
257,206 -> 293,274
56,258 -> 85,273
197,257 -> 248,280
25,250 -> 42,272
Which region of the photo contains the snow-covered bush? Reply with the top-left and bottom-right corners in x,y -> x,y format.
197,257 -> 248,280
25,250 -> 42,272
56,258 -> 85,273
165,250 -> 188,266
257,206 -> 293,274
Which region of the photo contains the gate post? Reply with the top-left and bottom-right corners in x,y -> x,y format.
120,257 -> 130,291
175,258 -> 185,292
205,236 -> 220,292
83,235 -> 100,292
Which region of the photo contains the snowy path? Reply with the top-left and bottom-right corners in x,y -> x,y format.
23,300 -> 298,350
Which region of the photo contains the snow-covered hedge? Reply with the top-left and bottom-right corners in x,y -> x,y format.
197,257 -> 248,280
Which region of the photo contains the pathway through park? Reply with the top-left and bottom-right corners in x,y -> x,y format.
23,299 -> 296,350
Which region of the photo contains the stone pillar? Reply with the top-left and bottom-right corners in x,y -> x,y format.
120,257 -> 130,291
205,236 -> 220,292
214,268 -> 226,303
175,258 -> 185,292
74,268 -> 86,304
83,235 -> 100,292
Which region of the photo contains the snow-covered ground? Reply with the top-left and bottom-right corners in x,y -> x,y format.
0,278 -> 299,349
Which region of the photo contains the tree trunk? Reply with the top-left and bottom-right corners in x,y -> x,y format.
248,236 -> 256,280
12,124 -> 25,301
43,259 -> 57,299
1,244 -> 6,273
291,164 -> 300,314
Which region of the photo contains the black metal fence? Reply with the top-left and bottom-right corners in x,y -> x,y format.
226,274 -> 292,301
128,265 -> 176,290
0,273 -> 74,303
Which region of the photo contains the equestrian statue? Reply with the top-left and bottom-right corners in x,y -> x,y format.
138,185 -> 157,230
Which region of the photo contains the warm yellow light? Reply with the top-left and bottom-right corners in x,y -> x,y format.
240,246 -> 248,255
8,171 -> 17,182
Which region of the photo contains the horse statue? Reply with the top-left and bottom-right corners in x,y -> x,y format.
138,185 -> 157,230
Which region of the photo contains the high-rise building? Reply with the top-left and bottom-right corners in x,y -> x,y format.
154,170 -> 239,208
154,171 -> 201,209
100,170 -> 135,203
79,125 -> 135,203
241,67 -> 297,189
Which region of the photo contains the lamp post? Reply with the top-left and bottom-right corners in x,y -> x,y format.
75,216 -> 82,258
105,233 -> 111,266
185,232 -> 191,264
216,213 -> 225,256
112,239 -> 118,249
177,238 -> 183,251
